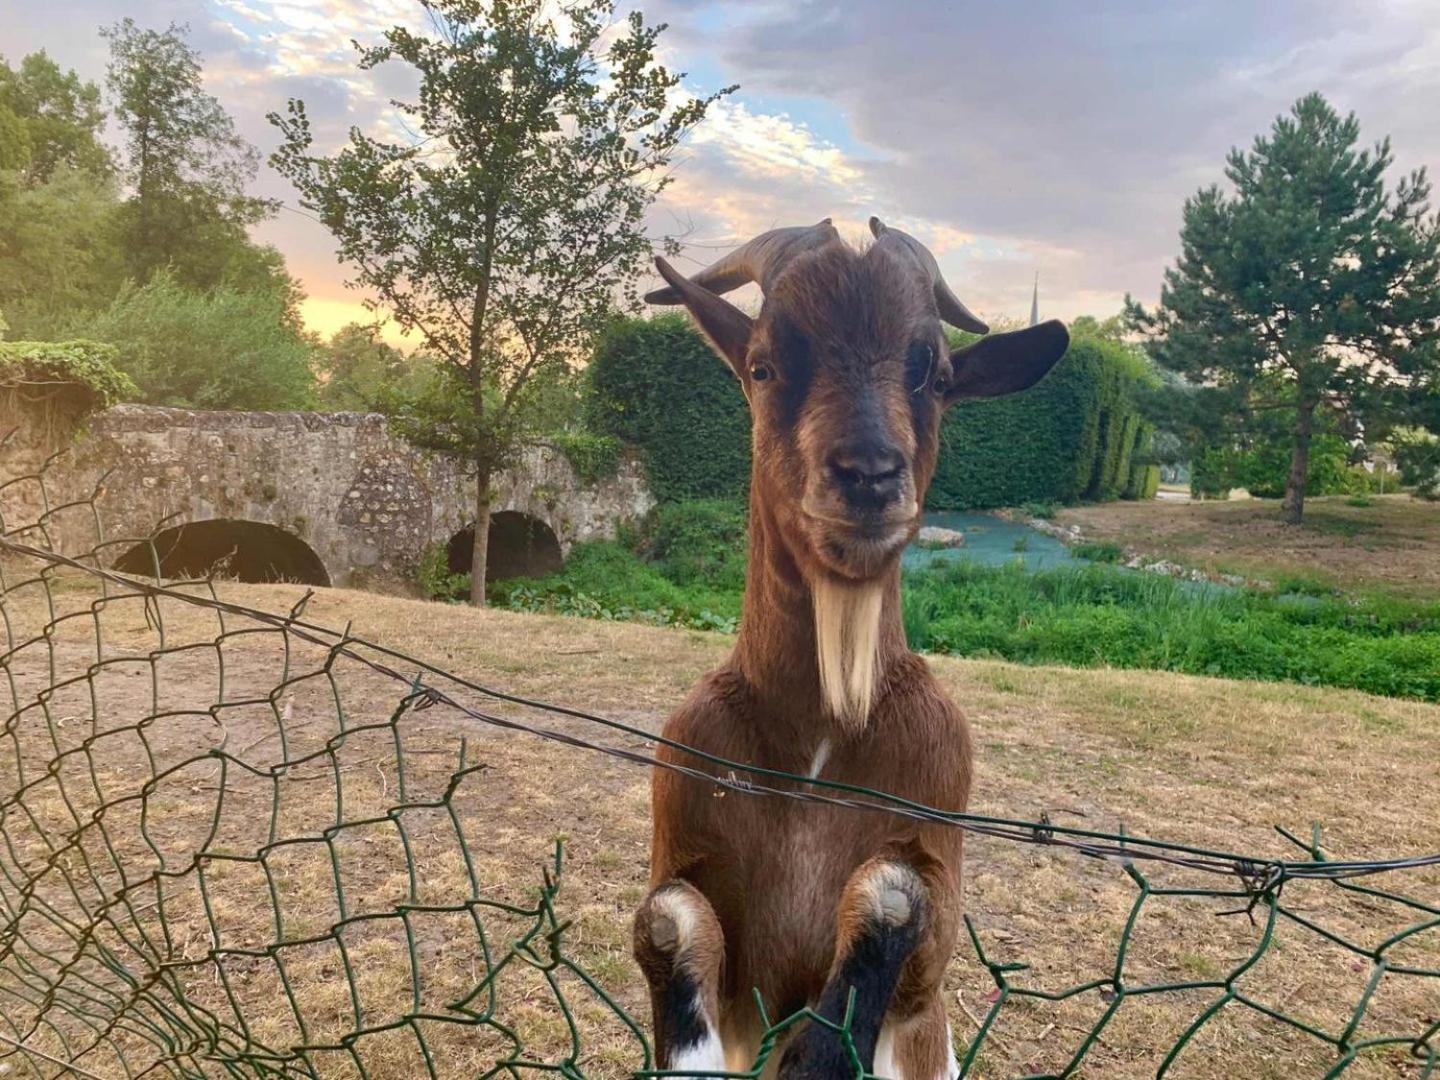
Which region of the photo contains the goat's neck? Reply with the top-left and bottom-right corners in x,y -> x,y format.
732,498 -> 906,734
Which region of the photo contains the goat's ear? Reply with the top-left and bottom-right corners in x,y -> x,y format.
944,320 -> 1069,405
651,257 -> 754,376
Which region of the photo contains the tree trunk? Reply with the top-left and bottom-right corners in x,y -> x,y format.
1282,400 -> 1316,525
469,467 -> 492,607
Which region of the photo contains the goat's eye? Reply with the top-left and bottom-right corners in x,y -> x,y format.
750,363 -> 771,382
907,342 -> 937,395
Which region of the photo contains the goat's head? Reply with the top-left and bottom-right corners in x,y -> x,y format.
649,218 -> 1069,584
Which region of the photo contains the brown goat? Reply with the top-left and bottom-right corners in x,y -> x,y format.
632,218 -> 1069,1079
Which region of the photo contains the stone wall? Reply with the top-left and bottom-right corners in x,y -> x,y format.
1,403 -> 653,590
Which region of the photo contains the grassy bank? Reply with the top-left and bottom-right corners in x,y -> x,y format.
1057,493 -> 1440,599
903,558 -> 1440,700
483,509 -> 1440,702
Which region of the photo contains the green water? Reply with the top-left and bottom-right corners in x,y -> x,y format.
903,512 -> 1080,571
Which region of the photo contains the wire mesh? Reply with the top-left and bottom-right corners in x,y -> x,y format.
2,444 -> 1438,1079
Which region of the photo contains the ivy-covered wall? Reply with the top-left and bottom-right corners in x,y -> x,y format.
0,340 -> 137,410
584,318 -> 1157,510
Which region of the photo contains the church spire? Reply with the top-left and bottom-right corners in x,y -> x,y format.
1029,271 -> 1040,327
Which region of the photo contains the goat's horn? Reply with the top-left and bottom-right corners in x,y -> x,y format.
644,219 -> 840,304
869,217 -> 989,334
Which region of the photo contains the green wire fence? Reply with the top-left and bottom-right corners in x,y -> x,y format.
1,444 -> 1438,1078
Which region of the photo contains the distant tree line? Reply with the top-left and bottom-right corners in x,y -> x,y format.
0,24 -> 439,413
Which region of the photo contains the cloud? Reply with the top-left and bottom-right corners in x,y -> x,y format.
643,0 -> 1440,320
5,0 -> 1439,328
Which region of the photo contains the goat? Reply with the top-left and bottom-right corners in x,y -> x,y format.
632,218 -> 1069,1079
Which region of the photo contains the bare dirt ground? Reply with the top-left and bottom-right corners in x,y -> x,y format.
1055,494 -> 1440,598
2,570 -> 1438,1079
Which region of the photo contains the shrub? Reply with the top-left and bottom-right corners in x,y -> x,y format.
1190,446 -> 1235,499
549,429 -> 623,484
417,541 -> 469,602
584,314 -> 750,502
1230,433 -> 1359,498
65,271 -> 316,410
1391,428 -> 1440,500
1125,462 -> 1161,500
633,498 -> 749,590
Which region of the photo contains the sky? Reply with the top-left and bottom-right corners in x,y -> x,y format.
4,0 -> 1440,343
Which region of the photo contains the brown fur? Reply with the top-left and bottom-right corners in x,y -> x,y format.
636,225 -> 1066,1078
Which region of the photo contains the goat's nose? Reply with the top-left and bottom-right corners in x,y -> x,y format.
827,442 -> 906,509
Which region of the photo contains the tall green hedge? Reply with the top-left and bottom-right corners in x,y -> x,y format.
586,317 -> 1158,509
930,336 -> 1155,509
584,314 -> 751,502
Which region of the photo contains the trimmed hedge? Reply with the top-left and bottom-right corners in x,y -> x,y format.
584,314 -> 750,502
0,339 -> 137,409
586,317 -> 1156,509
930,336 -> 1155,510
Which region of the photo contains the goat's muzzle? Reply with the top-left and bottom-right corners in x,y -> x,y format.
802,440 -> 919,578
827,440 -> 908,515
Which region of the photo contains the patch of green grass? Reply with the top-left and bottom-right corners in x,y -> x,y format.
1072,540 -> 1125,563
487,504 -> 1440,704
1177,950 -> 1222,980
492,541 -> 740,634
901,559 -> 1440,702
1303,512 -> 1378,537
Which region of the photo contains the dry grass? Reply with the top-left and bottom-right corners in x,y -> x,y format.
2,573 -> 1438,1079
1056,494 -> 1440,597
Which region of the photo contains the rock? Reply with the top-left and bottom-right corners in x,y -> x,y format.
917,525 -> 966,547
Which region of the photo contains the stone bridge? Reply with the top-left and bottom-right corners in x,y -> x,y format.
1,402 -> 653,592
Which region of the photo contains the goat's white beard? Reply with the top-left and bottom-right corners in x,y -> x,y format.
812,579 -> 883,731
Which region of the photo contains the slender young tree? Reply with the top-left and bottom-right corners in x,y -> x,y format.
103,19 -> 274,285
271,0 -> 728,604
1129,93 -> 1440,522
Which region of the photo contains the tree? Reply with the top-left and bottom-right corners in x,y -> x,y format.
1128,93 -> 1440,523
271,0 -> 729,604
66,270 -> 316,410
0,52 -> 112,185
102,19 -> 274,287
317,322 -> 437,410
0,166 -> 124,336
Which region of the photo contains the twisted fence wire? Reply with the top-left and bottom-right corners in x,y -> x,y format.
1,445 -> 1437,1079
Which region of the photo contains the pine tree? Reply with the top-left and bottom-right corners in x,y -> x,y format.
1129,93 -> 1440,522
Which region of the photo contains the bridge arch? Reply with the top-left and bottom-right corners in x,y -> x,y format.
447,511 -> 564,583
113,519 -> 331,586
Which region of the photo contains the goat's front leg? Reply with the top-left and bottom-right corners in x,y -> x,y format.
778,848 -> 960,1080
776,857 -> 927,1080
634,880 -> 727,1074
